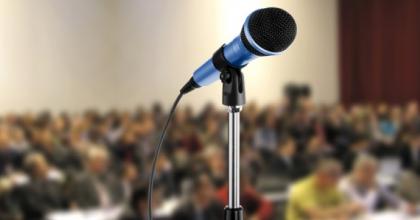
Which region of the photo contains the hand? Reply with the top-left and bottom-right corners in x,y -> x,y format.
248,214 -> 260,220
405,203 -> 417,215
346,202 -> 365,215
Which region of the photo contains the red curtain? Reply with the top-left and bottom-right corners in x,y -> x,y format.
340,0 -> 420,104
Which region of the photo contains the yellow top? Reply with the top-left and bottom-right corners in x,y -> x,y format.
286,176 -> 345,220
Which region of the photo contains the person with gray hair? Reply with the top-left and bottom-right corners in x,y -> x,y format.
67,146 -> 124,209
339,154 -> 415,214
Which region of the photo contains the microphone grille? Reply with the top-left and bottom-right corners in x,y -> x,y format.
244,7 -> 297,54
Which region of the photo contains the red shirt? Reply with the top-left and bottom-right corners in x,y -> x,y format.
216,184 -> 274,220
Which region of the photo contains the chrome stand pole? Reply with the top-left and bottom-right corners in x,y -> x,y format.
227,106 -> 242,209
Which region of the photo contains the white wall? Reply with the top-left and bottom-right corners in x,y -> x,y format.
0,0 -> 118,113
0,0 -> 338,113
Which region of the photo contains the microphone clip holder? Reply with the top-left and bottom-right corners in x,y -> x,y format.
220,67 -> 246,107
213,45 -> 246,107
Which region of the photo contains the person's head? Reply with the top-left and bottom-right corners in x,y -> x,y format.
306,135 -> 325,154
37,128 -> 54,148
0,127 -> 11,149
122,162 -> 138,182
377,103 -> 390,119
258,106 -> 277,128
139,112 -> 156,136
24,153 -> 49,179
152,102 -> 163,117
11,127 -> 25,143
86,146 -> 109,175
408,131 -> 420,149
52,116 -> 66,134
174,108 -> 188,125
156,153 -> 171,173
243,101 -> 259,125
276,135 -> 296,157
405,101 -> 419,122
204,114 -> 220,135
314,158 -> 342,189
192,173 -> 216,208
351,154 -> 378,187
202,146 -> 225,174
121,128 -> 136,145
390,106 -> 402,122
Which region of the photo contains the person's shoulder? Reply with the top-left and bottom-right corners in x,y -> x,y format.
289,176 -> 313,197
400,170 -> 418,182
172,201 -> 193,219
399,143 -> 411,152
70,171 -> 91,183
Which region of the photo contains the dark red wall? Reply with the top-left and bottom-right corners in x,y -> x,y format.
340,0 -> 420,104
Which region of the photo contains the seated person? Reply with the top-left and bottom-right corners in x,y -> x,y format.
253,108 -> 278,156
398,166 -> 420,204
172,173 -> 224,220
339,155 -> 414,213
32,128 -> 78,172
286,158 -> 363,220
13,153 -> 66,219
0,176 -> 22,220
400,130 -> 420,171
342,135 -> 371,172
372,104 -> 398,145
68,146 -> 123,209
302,135 -> 332,171
267,135 -> 308,181
0,127 -> 22,175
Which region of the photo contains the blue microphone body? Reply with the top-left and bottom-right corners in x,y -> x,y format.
180,7 -> 297,94
192,36 -> 257,86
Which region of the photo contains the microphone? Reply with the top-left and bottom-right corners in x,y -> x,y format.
181,7 -> 297,94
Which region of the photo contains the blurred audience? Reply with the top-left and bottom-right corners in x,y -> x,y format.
0,100 -> 418,219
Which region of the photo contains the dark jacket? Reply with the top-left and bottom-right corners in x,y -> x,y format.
172,200 -> 224,220
14,179 -> 66,219
400,145 -> 420,170
68,172 -> 124,209
268,155 -> 308,181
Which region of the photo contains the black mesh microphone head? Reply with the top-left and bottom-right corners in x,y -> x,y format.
241,7 -> 297,56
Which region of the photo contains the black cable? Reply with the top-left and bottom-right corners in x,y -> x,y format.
147,92 -> 183,220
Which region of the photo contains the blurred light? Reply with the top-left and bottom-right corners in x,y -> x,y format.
218,0 -> 260,41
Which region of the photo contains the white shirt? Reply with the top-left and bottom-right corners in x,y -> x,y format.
339,176 -> 404,213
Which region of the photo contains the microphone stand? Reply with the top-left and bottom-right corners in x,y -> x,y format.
220,67 -> 245,220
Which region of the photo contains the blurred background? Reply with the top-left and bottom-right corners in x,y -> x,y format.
0,0 -> 419,219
